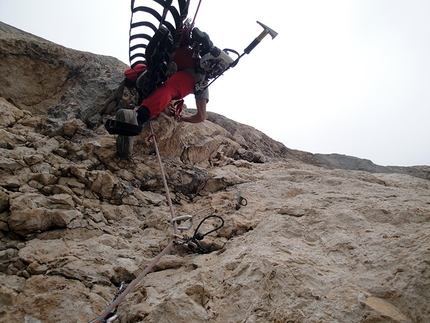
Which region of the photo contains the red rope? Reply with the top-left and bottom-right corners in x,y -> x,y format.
190,0 -> 203,29
92,241 -> 175,323
149,121 -> 178,235
93,122 -> 180,323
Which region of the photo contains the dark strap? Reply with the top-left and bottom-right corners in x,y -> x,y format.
129,0 -> 191,99
104,119 -> 143,136
129,2 -> 180,67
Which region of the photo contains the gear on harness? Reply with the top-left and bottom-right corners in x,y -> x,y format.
187,27 -> 237,93
194,47 -> 238,93
199,46 -> 235,79
190,27 -> 213,56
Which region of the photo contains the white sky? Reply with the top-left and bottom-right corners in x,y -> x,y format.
1,0 -> 429,166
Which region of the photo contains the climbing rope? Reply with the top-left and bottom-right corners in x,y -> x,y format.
90,121 -> 237,322
90,241 -> 176,323
90,123 -> 180,323
190,0 -> 203,30
148,122 -> 179,235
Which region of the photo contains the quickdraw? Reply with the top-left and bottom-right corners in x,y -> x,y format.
175,214 -> 225,254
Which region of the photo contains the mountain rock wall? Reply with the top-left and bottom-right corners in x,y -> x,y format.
0,22 -> 429,323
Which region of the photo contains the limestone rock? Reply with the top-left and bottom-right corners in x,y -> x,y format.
0,22 -> 127,123
0,189 -> 9,213
359,293 -> 412,323
11,275 -> 107,322
88,170 -> 118,199
0,97 -> 25,126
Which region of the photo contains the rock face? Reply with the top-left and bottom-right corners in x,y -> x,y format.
314,153 -> 430,181
0,22 -> 429,323
0,22 -> 129,124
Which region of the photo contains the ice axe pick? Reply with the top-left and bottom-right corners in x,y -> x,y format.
244,21 -> 278,55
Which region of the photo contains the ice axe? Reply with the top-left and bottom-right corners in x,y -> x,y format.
230,21 -> 278,67
201,21 -> 278,89
244,21 -> 278,55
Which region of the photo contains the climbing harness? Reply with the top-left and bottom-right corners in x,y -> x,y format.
129,0 -> 279,99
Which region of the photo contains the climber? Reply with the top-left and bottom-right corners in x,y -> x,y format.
110,26 -> 233,158
134,26 -> 212,125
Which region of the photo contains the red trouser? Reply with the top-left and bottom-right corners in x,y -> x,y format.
140,71 -> 196,117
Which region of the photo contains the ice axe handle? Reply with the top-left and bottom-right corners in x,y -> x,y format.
244,37 -> 263,54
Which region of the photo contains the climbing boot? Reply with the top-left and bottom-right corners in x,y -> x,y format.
116,109 -> 138,159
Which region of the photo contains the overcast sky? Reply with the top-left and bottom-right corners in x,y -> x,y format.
1,0 -> 429,166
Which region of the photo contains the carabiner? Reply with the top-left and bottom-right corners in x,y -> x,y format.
170,214 -> 193,231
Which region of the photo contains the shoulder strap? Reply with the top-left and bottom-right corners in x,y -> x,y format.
129,0 -> 190,100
